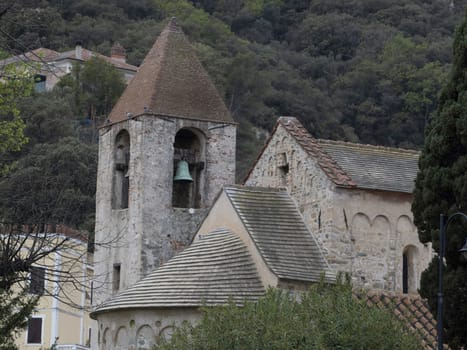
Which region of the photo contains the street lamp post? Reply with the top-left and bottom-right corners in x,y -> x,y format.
437,212 -> 467,350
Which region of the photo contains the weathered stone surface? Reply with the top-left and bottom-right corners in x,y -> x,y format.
94,115 -> 236,307
245,117 -> 432,292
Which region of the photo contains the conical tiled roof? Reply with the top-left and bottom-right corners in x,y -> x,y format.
91,229 -> 265,315
108,18 -> 233,124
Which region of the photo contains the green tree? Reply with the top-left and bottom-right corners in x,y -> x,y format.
0,61 -> 40,350
0,137 -> 97,230
0,290 -> 38,350
159,279 -> 422,349
412,10 -> 467,349
58,57 -> 126,118
0,63 -> 32,174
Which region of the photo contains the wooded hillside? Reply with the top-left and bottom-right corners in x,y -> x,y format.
0,0 -> 465,229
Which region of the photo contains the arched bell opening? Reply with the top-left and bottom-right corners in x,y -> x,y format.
172,128 -> 205,208
112,130 -> 130,209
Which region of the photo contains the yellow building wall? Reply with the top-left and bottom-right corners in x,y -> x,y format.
14,234 -> 93,350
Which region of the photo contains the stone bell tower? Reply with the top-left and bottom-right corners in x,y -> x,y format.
93,18 -> 236,305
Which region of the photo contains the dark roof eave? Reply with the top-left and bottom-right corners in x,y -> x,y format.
90,304 -> 201,319
335,184 -> 414,195
98,112 -> 238,130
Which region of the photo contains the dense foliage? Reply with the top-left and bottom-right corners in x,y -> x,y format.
412,9 -> 467,349
1,0 -> 466,178
0,138 -> 97,230
0,56 -> 124,232
159,279 -> 422,349
0,61 -> 38,350
0,290 -> 38,350
0,63 -> 32,174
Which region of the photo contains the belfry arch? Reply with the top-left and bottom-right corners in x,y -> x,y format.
172,128 -> 206,208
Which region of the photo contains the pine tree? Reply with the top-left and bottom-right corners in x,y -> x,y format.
412,10 -> 467,349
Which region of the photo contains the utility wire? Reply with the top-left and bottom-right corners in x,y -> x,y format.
0,27 -> 60,78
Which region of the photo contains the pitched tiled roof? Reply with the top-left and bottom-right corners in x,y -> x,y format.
92,229 -> 265,315
363,291 -> 440,349
278,117 -> 356,187
224,185 -> 335,283
277,117 -> 419,193
55,48 -> 138,71
0,47 -> 137,72
108,18 -> 233,124
318,139 -> 419,193
0,48 -> 60,66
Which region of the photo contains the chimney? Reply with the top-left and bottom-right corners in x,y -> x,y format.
111,42 -> 126,63
75,40 -> 83,60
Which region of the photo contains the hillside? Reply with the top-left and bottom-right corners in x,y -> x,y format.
0,0 -> 465,229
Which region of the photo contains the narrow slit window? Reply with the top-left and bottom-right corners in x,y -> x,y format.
113,264 -> 121,293
112,130 -> 130,209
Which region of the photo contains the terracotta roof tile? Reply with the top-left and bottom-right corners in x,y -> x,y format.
108,18 -> 233,124
277,117 -> 356,188
0,47 -> 137,72
55,48 -> 138,71
363,291 -> 441,349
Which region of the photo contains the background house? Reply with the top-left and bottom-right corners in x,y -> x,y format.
0,43 -> 137,92
0,224 -> 93,350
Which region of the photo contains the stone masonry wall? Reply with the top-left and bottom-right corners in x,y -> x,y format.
246,124 -> 340,265
245,124 -> 432,292
97,308 -> 200,350
94,115 -> 236,306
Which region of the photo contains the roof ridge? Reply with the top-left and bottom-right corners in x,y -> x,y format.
278,117 -> 356,188
225,185 -> 287,193
317,138 -> 420,155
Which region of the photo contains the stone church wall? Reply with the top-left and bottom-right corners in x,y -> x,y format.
245,124 -> 342,269
97,308 -> 200,350
245,124 -> 432,292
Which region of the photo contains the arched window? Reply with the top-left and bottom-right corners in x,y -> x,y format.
112,130 -> 130,209
402,245 -> 418,294
172,128 -> 205,208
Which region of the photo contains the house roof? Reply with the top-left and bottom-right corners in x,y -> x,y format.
107,18 -> 233,124
252,116 -> 419,193
54,47 -> 137,71
0,47 -> 137,72
224,185 -> 334,283
92,228 -> 265,315
363,291 -> 440,349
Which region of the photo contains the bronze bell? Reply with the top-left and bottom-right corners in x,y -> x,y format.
174,160 -> 193,182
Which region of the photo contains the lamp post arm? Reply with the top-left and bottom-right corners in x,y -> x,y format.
437,212 -> 467,350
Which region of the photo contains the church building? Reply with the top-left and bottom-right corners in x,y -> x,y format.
245,116 -> 433,293
93,18 -> 236,307
91,18 -> 437,350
